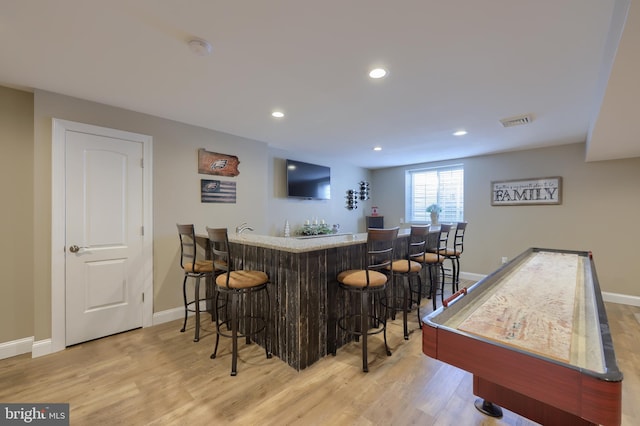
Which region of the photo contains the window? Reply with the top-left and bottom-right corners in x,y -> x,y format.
406,164 -> 464,223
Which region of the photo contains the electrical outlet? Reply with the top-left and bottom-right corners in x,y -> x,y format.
399,217 -> 404,224
501,256 -> 508,264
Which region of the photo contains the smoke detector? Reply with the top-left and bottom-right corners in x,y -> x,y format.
187,38 -> 212,56
500,114 -> 533,128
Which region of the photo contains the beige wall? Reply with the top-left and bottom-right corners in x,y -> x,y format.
3,83 -> 638,347
267,147 -> 372,236
371,143 -> 640,296
32,89 -> 274,333
1,86 -> 367,345
0,86 -> 34,343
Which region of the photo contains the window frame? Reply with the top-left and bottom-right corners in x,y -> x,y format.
405,164 -> 465,224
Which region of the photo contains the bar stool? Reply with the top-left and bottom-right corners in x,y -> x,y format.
177,224 -> 216,342
334,227 -> 399,372
427,224 -> 455,309
206,227 -> 272,376
440,222 -> 467,293
420,229 -> 446,311
383,225 -> 427,340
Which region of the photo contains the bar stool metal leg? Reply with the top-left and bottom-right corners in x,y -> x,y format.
361,292 -> 369,372
231,292 -> 239,376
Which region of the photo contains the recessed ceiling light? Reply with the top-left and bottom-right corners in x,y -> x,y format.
453,130 -> 468,136
187,38 -> 212,56
272,111 -> 285,118
373,146 -> 382,151
369,68 -> 387,79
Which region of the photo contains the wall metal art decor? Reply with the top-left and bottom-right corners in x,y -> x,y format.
491,176 -> 562,206
345,189 -> 358,210
198,148 -> 240,177
201,179 -> 237,203
346,180 -> 371,210
359,180 -> 370,200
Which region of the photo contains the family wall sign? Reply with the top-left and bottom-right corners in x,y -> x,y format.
491,176 -> 562,206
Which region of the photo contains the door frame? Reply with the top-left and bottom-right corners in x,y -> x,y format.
50,118 -> 153,353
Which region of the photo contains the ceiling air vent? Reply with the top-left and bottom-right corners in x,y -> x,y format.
500,114 -> 533,128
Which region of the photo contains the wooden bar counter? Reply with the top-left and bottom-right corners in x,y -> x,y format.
199,230 -> 410,371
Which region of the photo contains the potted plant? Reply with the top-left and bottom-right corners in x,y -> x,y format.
426,204 -> 442,225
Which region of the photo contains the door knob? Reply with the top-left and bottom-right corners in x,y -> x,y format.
69,245 -> 80,253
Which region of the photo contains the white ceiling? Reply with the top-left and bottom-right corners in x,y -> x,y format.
1,0 -> 638,169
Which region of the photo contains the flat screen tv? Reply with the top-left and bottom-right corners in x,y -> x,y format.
286,159 -> 331,200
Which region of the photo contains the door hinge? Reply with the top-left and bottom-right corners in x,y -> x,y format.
140,158 -> 144,168
141,226 -> 144,236
142,292 -> 145,302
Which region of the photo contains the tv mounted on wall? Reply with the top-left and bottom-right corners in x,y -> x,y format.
286,159 -> 331,200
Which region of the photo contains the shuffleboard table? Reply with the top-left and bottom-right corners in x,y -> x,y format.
422,247 -> 623,426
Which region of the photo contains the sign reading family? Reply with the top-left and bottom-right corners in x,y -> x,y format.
492,176 -> 562,206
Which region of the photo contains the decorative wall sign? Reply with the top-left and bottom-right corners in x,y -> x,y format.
492,176 -> 562,206
201,179 -> 237,203
198,148 -> 240,176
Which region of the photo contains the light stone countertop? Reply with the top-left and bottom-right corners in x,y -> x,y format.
227,228 -> 410,253
228,232 -> 367,253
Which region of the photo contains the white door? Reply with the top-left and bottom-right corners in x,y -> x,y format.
64,130 -> 145,345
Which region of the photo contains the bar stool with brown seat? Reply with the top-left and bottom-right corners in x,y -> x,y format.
206,227 -> 272,376
334,227 -> 399,372
383,225 -> 427,340
177,224 -> 216,342
440,222 -> 467,294
420,227 -> 446,311
425,224 -> 451,307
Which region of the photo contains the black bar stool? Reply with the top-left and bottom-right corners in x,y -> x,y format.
383,225 -> 427,339
421,229 -> 446,310
441,222 -> 467,293
176,224 -> 216,342
206,227 -> 272,376
431,224 -> 452,303
334,227 -> 399,372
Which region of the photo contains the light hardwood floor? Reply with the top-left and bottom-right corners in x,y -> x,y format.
1,283 -> 638,425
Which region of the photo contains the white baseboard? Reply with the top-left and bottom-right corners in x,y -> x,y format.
602,292 -> 640,307
460,272 -> 487,282
153,302 -> 209,326
1,305 -> 201,361
0,337 -> 34,360
153,306 -> 184,326
32,338 -> 53,358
